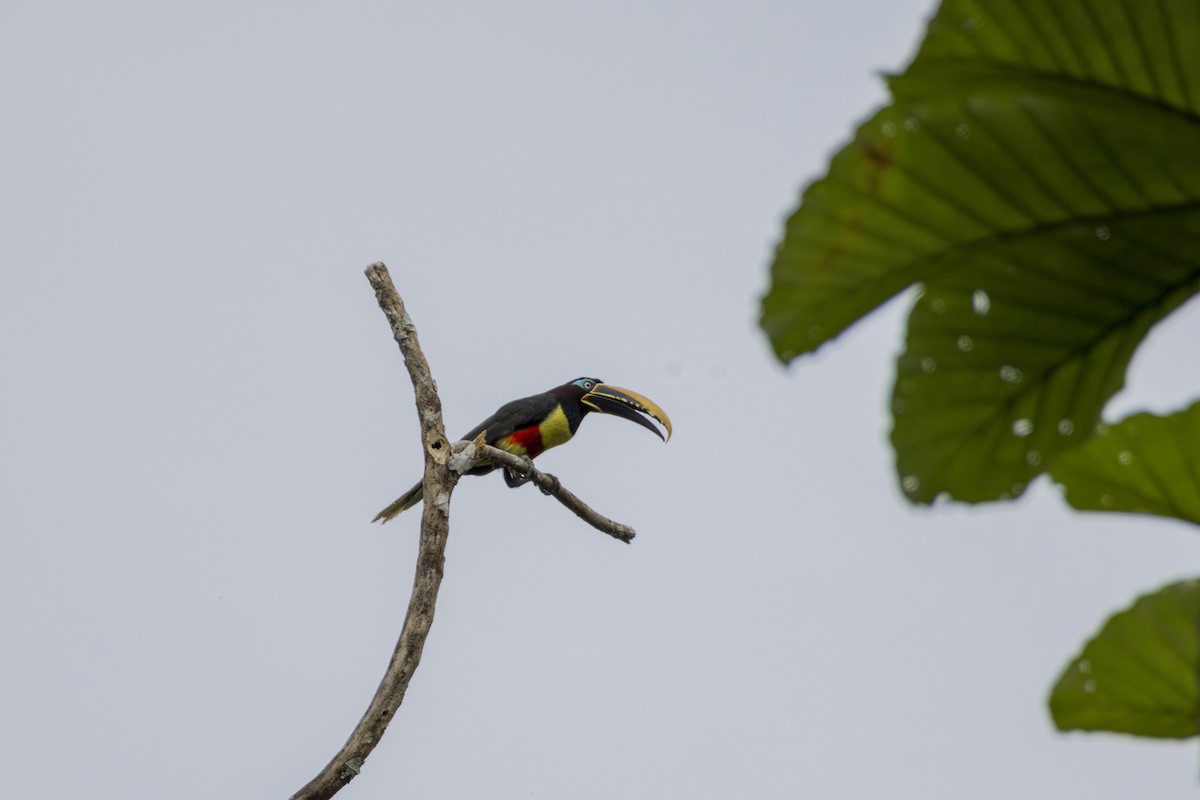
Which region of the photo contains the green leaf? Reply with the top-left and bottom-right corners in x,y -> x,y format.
1050,579 -> 1200,739
760,0 -> 1200,503
892,214 -> 1200,503
1049,403 -> 1200,524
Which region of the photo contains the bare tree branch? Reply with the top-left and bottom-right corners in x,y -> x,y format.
290,263 -> 459,800
291,263 -> 639,798
477,444 -> 636,543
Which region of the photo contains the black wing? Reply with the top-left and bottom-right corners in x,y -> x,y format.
460,391 -> 559,445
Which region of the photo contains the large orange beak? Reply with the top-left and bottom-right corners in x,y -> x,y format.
581,383 -> 673,442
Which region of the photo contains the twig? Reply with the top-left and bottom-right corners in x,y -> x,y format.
290,263 -> 459,800
478,444 -> 636,543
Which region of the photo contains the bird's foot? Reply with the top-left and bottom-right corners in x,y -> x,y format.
539,473 -> 560,496
504,458 -> 536,488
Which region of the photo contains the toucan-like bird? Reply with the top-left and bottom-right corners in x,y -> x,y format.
373,377 -> 672,522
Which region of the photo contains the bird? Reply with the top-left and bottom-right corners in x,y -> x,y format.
373,377 -> 672,522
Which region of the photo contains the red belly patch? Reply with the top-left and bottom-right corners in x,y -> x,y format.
502,425 -> 545,458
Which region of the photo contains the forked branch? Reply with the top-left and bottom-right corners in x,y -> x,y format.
291,263 -> 635,799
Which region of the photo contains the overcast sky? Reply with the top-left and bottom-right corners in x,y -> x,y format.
5,2 -> 1200,798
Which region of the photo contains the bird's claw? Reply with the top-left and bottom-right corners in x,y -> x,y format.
504,457 -> 536,488
539,473 -> 560,496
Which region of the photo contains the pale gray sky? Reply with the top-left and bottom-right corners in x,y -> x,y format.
5,2 -> 1200,798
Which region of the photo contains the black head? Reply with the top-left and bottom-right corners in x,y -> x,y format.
568,377 -> 602,394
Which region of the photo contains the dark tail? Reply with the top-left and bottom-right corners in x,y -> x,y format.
373,480 -> 423,523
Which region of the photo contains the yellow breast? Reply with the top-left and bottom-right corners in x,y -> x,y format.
538,405 -> 574,450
